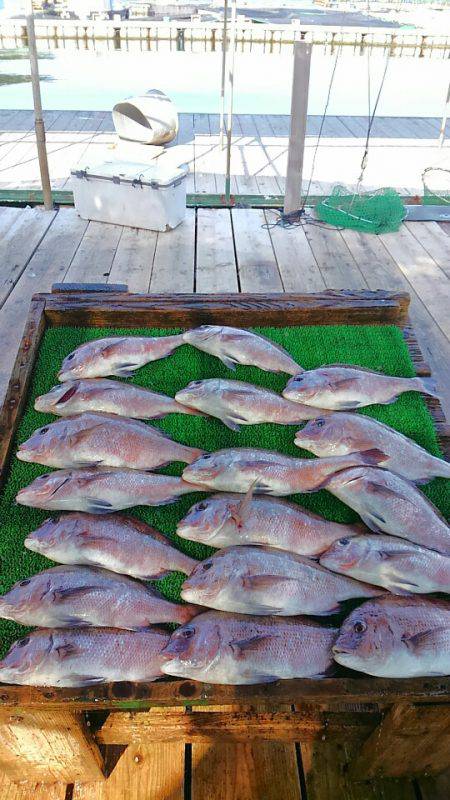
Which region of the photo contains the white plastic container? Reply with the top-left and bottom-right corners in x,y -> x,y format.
71,159 -> 188,231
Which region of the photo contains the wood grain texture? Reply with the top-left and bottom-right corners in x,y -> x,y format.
0,709 -> 104,783
0,297 -> 45,491
349,702 -> 450,778
0,772 -> 67,800
1,674 -> 450,712
97,708 -> 379,744
72,740 -> 185,800
41,290 -> 410,329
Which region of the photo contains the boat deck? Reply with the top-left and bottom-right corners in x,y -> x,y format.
0,110 -> 448,197
0,203 -> 449,800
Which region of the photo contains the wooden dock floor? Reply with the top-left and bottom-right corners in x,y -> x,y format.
0,204 -> 449,800
0,111 -> 449,197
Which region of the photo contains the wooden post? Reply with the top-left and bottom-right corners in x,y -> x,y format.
0,709 -> 104,783
26,0 -> 53,211
284,42 -> 312,216
224,0 -> 237,201
219,0 -> 229,150
439,80 -> 449,147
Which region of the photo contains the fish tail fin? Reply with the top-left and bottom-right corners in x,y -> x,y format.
178,603 -> 201,623
416,377 -> 440,399
184,447 -> 207,464
433,458 -> 450,479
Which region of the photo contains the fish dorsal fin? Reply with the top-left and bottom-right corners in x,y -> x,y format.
323,364 -> 385,375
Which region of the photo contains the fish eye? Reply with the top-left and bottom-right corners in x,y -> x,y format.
66,354 -> 75,361
38,427 -> 49,435
338,538 -> 350,546
353,620 -> 367,634
39,474 -> 50,480
17,636 -> 30,647
181,627 -> 195,639
202,562 -> 213,571
197,502 -> 207,511
19,579 -> 31,587
189,381 -> 202,387
201,455 -> 212,460
315,418 -> 326,428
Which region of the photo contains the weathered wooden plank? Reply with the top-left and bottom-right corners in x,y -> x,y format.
405,220 -> 450,279
40,289 -> 411,330
64,220 -> 123,283
97,708 -> 378,744
380,225 -> 450,340
196,208 -> 238,292
301,738 -> 417,800
108,226 -> 158,293
149,208 -> 195,292
0,206 -> 56,308
265,210 -> 326,292
0,208 -> 88,408
0,773 -> 67,800
232,208 -> 283,291
342,226 -> 450,417
303,224 -> 368,290
0,297 -> 45,489
0,709 -> 104,783
72,739 -> 184,800
418,769 -> 450,800
350,702 -> 450,779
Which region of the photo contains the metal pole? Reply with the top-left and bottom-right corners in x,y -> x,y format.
224,0 -> 236,202
284,42 -> 312,215
439,80 -> 450,147
26,0 -> 53,210
219,0 -> 229,150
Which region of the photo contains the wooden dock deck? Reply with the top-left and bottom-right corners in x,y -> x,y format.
0,203 -> 449,799
0,110 -> 448,197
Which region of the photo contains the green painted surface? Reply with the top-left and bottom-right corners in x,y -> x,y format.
0,323 -> 448,658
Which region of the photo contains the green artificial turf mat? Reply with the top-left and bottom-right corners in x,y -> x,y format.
0,323 -> 449,658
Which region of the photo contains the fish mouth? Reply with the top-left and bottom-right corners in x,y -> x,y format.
24,536 -> 47,554
16,448 -> 35,463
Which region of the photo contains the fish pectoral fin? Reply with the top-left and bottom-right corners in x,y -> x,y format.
55,385 -> 79,405
220,356 -> 238,371
359,511 -> 386,533
229,633 -> 274,658
241,574 -> 297,593
114,368 -> 136,378
52,586 -> 100,602
403,627 -> 450,656
55,643 -> 80,659
335,401 -> 363,410
85,499 -> 114,514
221,416 -> 242,432
230,482 -> 256,527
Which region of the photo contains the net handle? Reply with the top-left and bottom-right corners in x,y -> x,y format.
422,167 -> 450,205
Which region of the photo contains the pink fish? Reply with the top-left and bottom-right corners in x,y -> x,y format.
182,447 -> 386,495
183,326 -> 302,375
0,565 -> 198,629
325,467 -> 450,555
17,412 -> 204,470
333,596 -> 450,677
181,545 -> 383,616
177,492 -> 364,556
58,334 -> 184,381
35,379 -> 203,420
284,365 -> 438,410
16,467 -> 205,513
295,412 -> 450,482
161,611 -> 337,683
0,627 -> 170,687
25,513 -> 198,579
175,378 -> 324,430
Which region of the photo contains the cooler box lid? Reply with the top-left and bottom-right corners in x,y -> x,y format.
70,159 -> 188,189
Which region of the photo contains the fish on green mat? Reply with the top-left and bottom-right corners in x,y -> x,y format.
0,322 -> 448,659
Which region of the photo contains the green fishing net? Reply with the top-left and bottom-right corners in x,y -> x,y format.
422,168 -> 450,206
315,185 -> 405,234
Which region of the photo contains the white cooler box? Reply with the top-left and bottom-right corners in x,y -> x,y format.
71,160 -> 188,231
